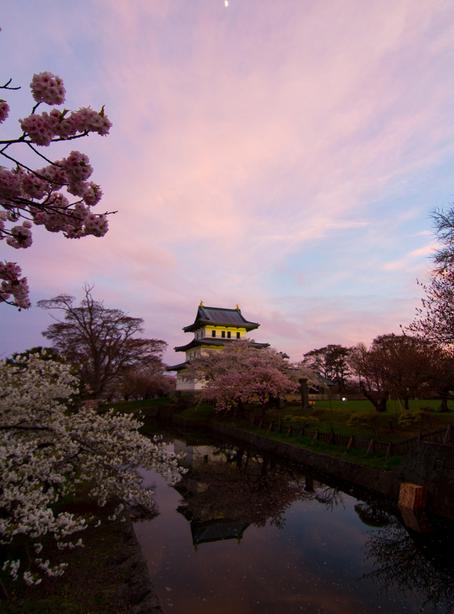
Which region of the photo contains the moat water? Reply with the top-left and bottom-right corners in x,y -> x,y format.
135,428 -> 454,613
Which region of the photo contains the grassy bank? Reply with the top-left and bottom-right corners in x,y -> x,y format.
175,399 -> 454,437
237,422 -> 403,470
169,398 -> 454,470
2,517 -> 136,614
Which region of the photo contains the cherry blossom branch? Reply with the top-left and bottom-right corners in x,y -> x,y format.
0,78 -> 20,90
0,132 -> 89,146
0,424 -> 54,431
0,71 -> 113,308
0,352 -> 185,585
26,141 -> 60,165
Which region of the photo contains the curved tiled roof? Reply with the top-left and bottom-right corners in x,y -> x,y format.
183,305 -> 259,332
174,338 -> 269,352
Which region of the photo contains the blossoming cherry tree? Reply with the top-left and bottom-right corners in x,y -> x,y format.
0,72 -> 113,308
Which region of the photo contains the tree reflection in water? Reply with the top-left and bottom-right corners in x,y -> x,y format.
175,442 -> 343,537
357,504 -> 454,610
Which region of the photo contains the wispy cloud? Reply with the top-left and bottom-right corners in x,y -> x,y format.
2,1 -> 454,360
383,242 -> 438,271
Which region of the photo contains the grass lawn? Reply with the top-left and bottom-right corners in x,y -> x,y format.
240,424 -> 403,470
105,396 -> 454,470
267,400 -> 454,442
165,397 -> 454,469
174,402 -> 216,423
311,398 -> 454,412
119,396 -> 454,443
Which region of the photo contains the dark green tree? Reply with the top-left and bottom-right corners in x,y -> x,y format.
302,344 -> 350,391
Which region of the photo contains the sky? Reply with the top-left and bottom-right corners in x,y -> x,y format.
2,0 -> 454,365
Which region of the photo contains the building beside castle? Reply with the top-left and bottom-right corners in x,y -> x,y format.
167,302 -> 269,391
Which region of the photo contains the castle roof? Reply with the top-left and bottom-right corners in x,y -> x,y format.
174,338 -> 269,352
183,305 -> 259,332
165,361 -> 187,371
190,519 -> 250,545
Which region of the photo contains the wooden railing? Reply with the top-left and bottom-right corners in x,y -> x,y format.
247,417 -> 453,458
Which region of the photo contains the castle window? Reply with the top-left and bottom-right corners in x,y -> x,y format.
211,330 -> 216,337
227,331 -> 231,338
221,331 -> 226,338
236,332 -> 240,339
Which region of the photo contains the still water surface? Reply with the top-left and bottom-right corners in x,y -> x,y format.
135,429 -> 454,614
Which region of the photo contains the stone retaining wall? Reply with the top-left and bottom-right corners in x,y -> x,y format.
399,443 -> 454,520
177,419 -> 454,520
122,522 -> 162,613
208,421 -> 400,499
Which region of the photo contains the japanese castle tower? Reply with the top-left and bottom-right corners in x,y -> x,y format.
168,302 -> 269,391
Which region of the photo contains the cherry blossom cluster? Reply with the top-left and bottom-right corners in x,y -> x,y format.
0,260 -> 30,308
0,100 -> 9,123
0,71 -> 112,308
20,105 -> 111,146
187,341 -> 297,411
0,351 -> 184,585
30,72 -> 66,106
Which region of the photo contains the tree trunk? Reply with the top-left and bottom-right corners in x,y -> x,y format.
305,474 -> 314,492
261,457 -> 269,476
439,395 -> 449,412
268,394 -> 281,409
377,397 -> 387,412
299,378 -> 309,410
236,399 -> 246,418
361,386 -> 388,412
235,448 -> 244,468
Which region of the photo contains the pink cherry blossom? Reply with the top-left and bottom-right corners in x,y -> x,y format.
6,223 -> 33,248
36,161 -> 68,188
64,151 -> 93,182
82,182 -> 102,206
30,72 -> 66,105
84,212 -> 108,237
56,106 -> 112,138
0,99 -> 9,123
187,341 -> 298,412
1,69 -> 113,308
0,167 -> 23,199
0,261 -> 30,308
20,111 -> 60,146
22,172 -> 49,199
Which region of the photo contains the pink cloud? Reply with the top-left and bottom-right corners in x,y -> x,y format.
2,1 -> 454,360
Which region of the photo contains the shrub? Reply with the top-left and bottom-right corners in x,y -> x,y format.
398,410 -> 423,428
284,415 -> 320,427
347,412 -> 380,429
